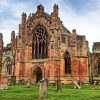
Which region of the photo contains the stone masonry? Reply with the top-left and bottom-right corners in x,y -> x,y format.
0,4 -> 89,84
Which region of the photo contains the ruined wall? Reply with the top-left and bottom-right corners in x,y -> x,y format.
92,42 -> 100,77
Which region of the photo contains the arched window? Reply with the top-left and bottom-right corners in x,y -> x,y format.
32,24 -> 48,59
64,51 -> 71,74
3,58 -> 12,75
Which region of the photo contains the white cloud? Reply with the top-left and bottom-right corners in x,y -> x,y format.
0,19 -> 18,46
0,0 -> 9,13
58,0 -> 100,51
10,3 -> 29,17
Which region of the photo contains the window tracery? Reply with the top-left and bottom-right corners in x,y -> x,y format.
32,25 -> 48,59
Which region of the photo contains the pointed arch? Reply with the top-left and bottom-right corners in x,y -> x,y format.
2,57 -> 13,75
64,51 -> 71,74
32,24 -> 48,59
33,67 -> 43,83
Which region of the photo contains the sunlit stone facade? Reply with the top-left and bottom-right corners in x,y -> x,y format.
0,4 -> 89,84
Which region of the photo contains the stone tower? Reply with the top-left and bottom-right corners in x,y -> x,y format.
53,4 -> 59,17
11,31 -> 16,51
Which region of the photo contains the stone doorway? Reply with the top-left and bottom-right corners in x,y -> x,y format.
33,67 -> 42,83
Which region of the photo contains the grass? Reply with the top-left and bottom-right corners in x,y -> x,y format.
0,84 -> 100,100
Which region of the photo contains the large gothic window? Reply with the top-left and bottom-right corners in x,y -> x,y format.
32,24 -> 48,59
64,51 -> 71,74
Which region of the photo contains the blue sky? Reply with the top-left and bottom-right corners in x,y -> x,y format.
0,0 -> 100,51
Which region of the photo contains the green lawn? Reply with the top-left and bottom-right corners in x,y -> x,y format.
0,84 -> 100,100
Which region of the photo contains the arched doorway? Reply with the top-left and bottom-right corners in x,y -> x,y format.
33,67 -> 42,83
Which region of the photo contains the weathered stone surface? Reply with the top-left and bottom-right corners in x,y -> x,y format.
0,4 -> 89,84
73,80 -> 81,89
56,80 -> 62,91
39,78 -> 48,99
0,76 -> 9,90
0,85 -> 8,90
26,79 -> 31,88
92,42 -> 100,77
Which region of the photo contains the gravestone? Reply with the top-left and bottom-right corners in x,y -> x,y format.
26,79 -> 31,88
11,76 -> 16,85
8,78 -> 11,86
93,81 -> 96,90
56,80 -> 61,91
8,76 -> 16,86
39,78 -> 48,99
0,77 -> 9,90
73,80 -> 81,89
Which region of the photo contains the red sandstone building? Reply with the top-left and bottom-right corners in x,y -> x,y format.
0,4 -> 89,84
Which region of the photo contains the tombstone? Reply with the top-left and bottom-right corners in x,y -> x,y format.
73,80 -> 81,89
26,79 -> 31,88
8,78 -> 11,86
39,78 -> 48,99
7,76 -> 16,85
0,77 -> 9,90
56,80 -> 61,91
11,76 -> 16,85
93,81 -> 97,90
